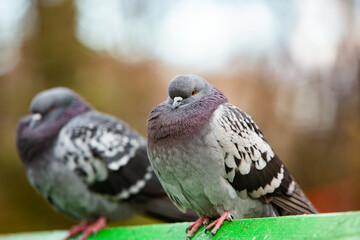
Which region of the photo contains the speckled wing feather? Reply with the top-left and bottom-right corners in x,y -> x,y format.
54,111 -> 155,201
212,103 -> 317,215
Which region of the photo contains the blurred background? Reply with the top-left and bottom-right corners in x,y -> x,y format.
0,0 -> 359,234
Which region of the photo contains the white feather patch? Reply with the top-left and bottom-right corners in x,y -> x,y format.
249,165 -> 285,198
267,150 -> 275,161
239,160 -> 251,175
114,167 -> 153,200
238,189 -> 248,199
55,128 -> 109,184
225,156 -> 237,168
252,149 -> 261,160
287,180 -> 296,195
255,157 -> 267,170
108,139 -> 139,171
227,168 -> 235,182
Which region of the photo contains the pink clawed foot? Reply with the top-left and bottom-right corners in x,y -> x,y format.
186,216 -> 209,239
64,217 -> 106,240
79,217 -> 107,240
65,221 -> 88,240
205,212 -> 233,237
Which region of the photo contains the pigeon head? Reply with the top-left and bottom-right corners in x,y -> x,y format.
147,74 -> 228,143
167,74 -> 211,109
28,87 -> 89,129
17,87 -> 92,162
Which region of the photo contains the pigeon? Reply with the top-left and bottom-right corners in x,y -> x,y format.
16,87 -> 197,240
147,74 -> 318,239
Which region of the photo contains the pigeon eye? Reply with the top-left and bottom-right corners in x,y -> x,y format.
49,105 -> 56,112
191,90 -> 196,96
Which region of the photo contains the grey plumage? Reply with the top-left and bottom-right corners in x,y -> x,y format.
147,75 -> 317,236
16,87 -> 197,227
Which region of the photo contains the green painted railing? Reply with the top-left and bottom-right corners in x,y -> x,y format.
1,211 -> 359,240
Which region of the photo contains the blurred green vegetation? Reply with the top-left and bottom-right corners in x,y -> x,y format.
0,0 -> 359,234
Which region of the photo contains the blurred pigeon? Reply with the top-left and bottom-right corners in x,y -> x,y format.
147,74 -> 318,239
16,87 -> 197,240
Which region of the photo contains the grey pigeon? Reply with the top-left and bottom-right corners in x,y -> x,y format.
16,87 -> 197,240
147,75 -> 318,239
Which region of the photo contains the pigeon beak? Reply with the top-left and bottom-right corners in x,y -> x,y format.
29,113 -> 42,128
172,96 -> 183,109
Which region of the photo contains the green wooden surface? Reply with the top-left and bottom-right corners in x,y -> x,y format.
1,211 -> 359,240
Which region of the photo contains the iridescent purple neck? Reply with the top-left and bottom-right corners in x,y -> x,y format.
147,86 -> 227,146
